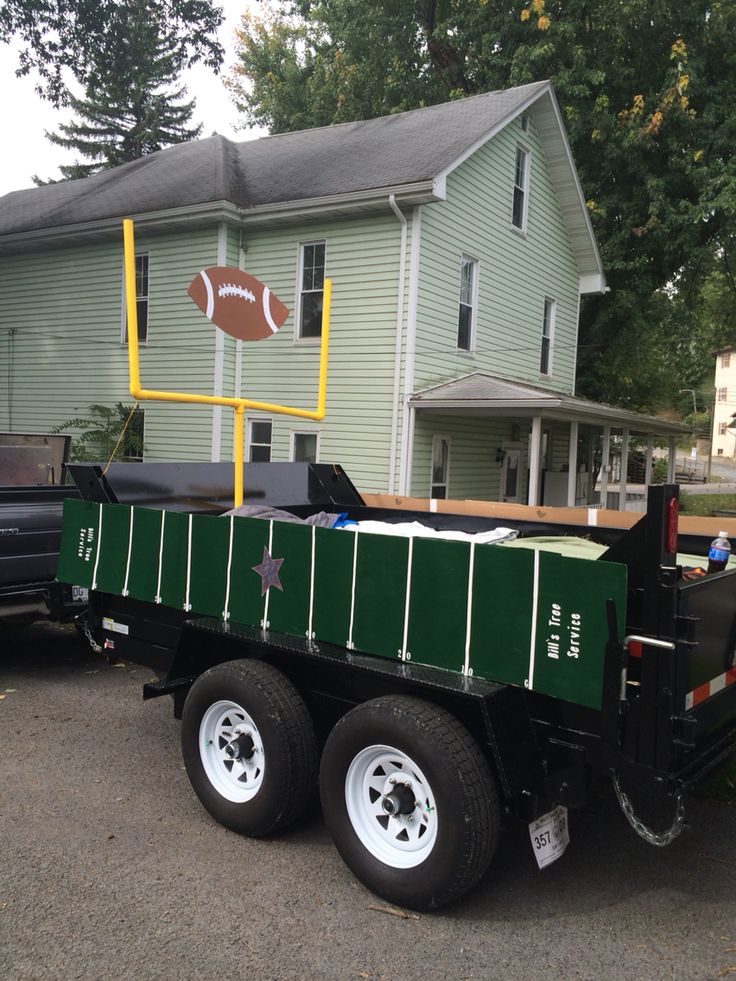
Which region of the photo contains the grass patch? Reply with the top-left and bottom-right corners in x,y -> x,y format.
699,756 -> 736,803
679,493 -> 736,517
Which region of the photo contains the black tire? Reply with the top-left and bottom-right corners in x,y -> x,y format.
181,658 -> 318,837
319,695 -> 500,910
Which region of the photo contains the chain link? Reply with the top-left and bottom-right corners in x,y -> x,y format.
77,614 -> 103,654
612,773 -> 686,847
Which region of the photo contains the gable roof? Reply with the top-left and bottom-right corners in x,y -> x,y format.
0,80 -> 603,286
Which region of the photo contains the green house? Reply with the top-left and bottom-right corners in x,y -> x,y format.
0,80 -> 683,506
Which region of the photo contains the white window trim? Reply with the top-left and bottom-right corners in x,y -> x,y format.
246,417 -> 273,462
121,252 -> 150,345
294,239 -> 326,343
540,296 -> 556,377
511,145 -> 531,235
430,434 -> 451,499
457,254 -> 480,353
289,429 -> 321,463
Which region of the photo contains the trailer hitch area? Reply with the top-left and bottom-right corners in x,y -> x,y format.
612,771 -> 686,848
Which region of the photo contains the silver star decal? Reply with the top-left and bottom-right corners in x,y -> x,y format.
252,547 -> 284,595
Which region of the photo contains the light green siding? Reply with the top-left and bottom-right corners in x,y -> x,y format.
414,113 -> 581,396
0,227 -> 225,462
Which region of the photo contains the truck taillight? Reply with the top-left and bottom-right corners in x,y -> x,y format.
666,497 -> 679,556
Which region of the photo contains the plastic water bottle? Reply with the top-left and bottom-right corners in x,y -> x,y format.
707,531 -> 731,574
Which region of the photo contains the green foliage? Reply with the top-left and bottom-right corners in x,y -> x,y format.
229,0 -> 736,414
0,0 -> 223,107
52,403 -> 144,463
679,493 -> 736,517
34,0 -> 202,181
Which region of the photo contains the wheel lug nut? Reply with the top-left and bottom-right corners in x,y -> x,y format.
389,777 -> 396,784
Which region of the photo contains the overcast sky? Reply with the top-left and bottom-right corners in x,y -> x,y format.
0,5 -> 263,197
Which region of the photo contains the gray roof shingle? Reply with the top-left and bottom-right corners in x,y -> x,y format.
0,81 -> 549,236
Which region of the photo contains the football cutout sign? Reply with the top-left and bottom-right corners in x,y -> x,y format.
187,267 -> 289,341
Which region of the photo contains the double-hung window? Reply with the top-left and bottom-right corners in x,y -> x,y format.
540,298 -> 555,376
247,419 -> 272,462
512,147 -> 530,232
297,242 -> 326,338
718,387 -> 728,402
431,436 -> 450,499
457,256 -> 478,351
123,253 -> 149,343
722,353 -> 731,369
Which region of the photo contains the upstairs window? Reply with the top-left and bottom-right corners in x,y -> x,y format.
540,297 -> 555,376
297,242 -> 326,338
722,353 -> 731,369
247,419 -> 272,462
123,253 -> 149,343
719,422 -> 728,436
512,147 -> 530,232
457,256 -> 478,351
431,436 -> 450,499
718,387 -> 728,402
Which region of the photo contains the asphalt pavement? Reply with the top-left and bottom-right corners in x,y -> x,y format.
1,623 -> 735,980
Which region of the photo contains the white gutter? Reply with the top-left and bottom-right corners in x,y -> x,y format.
210,222 -> 227,462
388,194 -> 408,495
398,206 -> 422,496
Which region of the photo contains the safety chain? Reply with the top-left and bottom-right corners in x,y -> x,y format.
612,773 -> 686,847
77,614 -> 103,654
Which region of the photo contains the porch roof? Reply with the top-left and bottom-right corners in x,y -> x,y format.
410,373 -> 688,437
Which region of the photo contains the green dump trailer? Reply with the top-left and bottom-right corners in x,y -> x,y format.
58,462 -> 736,910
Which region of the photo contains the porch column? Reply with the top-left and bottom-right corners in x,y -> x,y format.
600,426 -> 611,508
619,428 -> 629,512
644,435 -> 654,486
567,422 -> 579,506
528,415 -> 543,506
667,437 -> 677,483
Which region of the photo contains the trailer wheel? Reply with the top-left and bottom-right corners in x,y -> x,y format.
319,695 -> 499,910
181,659 -> 317,837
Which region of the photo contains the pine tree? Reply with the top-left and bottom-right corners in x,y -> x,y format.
38,0 -> 202,182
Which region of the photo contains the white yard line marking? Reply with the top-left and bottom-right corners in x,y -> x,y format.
262,520 -> 274,628
155,511 -> 166,604
183,514 -> 193,611
463,542 -> 476,676
91,505 -> 103,590
347,531 -> 359,650
121,506 -> 134,596
527,550 -> 540,690
222,515 -> 234,620
307,524 -> 316,639
401,537 -> 415,661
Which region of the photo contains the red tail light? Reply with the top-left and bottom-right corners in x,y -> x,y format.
666,497 -> 679,555
628,640 -> 643,659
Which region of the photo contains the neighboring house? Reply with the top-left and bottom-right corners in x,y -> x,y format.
0,80 -> 684,506
713,348 -> 736,459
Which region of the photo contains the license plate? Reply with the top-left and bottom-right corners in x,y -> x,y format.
72,585 -> 89,602
529,805 -> 569,870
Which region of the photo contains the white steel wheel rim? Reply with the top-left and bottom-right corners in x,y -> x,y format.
344,744 -> 438,869
199,700 -> 265,803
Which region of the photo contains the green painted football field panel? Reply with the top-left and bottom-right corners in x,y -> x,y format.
157,511 -> 188,609
407,538 -> 470,672
126,508 -> 166,601
189,514 -> 231,617
312,527 -> 354,646
227,517 -> 271,626
268,522 -> 311,636
93,503 -> 133,596
469,546 -> 535,688
532,552 -> 626,710
57,498 -> 99,589
353,533 -> 409,659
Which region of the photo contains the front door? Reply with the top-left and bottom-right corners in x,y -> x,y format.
501,449 -> 521,503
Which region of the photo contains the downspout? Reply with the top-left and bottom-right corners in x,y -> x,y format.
398,207 -> 422,496
388,194 -> 408,495
210,222 -> 228,461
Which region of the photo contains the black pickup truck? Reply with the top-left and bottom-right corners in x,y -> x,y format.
0,433 -> 86,623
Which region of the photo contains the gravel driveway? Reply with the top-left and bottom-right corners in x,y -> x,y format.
1,623 -> 735,980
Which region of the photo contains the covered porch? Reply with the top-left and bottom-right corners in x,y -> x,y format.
408,374 -> 689,510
